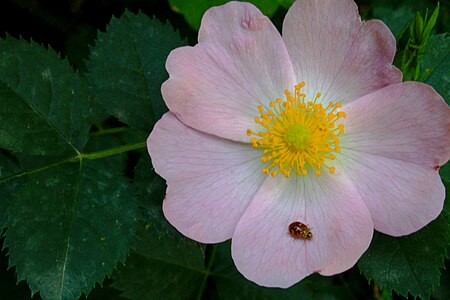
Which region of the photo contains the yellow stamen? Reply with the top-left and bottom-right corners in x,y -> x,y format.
247,82 -> 346,177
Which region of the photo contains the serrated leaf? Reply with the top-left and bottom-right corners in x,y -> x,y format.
169,0 -> 280,30
421,34 -> 450,103
0,37 -> 92,156
0,37 -> 143,300
3,160 -> 139,300
112,156 -> 205,300
0,151 -> 21,230
432,259 -> 450,300
87,11 -> 185,131
358,182 -> 450,299
0,242 -> 37,300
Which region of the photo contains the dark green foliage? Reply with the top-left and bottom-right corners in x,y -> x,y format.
372,6 -> 415,37
358,182 -> 450,299
112,156 -> 205,300
4,161 -> 139,300
0,37 -> 92,156
421,34 -> 450,104
0,151 -> 21,229
0,35 -> 142,300
87,11 -> 186,131
168,0 -> 282,30
394,3 -> 440,81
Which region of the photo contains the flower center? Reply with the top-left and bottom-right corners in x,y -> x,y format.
284,124 -> 311,150
246,82 -> 346,177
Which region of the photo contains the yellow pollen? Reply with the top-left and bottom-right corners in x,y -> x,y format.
247,83 -> 346,177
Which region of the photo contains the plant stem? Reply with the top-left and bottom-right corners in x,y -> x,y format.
196,245 -> 218,300
81,141 -> 147,160
0,141 -> 147,183
90,127 -> 129,136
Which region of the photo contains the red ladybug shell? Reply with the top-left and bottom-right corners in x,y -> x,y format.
288,221 -> 313,240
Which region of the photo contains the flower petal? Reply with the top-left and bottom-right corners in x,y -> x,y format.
147,113 -> 265,243
337,150 -> 445,236
162,2 -> 296,142
282,0 -> 401,104
231,174 -> 373,288
343,82 -> 450,167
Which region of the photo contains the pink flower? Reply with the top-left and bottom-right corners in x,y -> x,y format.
147,0 -> 450,288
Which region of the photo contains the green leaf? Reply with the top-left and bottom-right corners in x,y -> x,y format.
87,11 -> 186,131
112,156 -> 206,300
0,244 -> 37,300
432,260 -> 450,300
83,133 -> 128,173
0,37 -> 92,156
414,12 -> 424,41
420,34 -> 450,104
440,163 -> 450,183
3,160 -> 139,300
0,151 -> 21,230
358,182 -> 450,299
169,0 -> 281,30
0,36 -> 144,300
278,0 -> 294,10
421,3 -> 440,45
372,6 -> 415,37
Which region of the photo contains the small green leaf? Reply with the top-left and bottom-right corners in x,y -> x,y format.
422,3 -> 440,45
0,37 -> 92,156
414,12 -> 424,41
3,160 -> 139,300
169,0 -> 281,30
358,182 -> 450,299
420,34 -> 449,104
87,11 -> 186,131
112,156 -> 205,300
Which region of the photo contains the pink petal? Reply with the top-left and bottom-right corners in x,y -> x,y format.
162,2 -> 296,142
282,0 -> 401,104
231,174 -> 373,288
147,113 -> 266,243
337,82 -> 449,236
343,82 -> 450,167
337,150 -> 445,236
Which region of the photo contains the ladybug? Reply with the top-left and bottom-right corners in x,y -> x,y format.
288,221 -> 313,240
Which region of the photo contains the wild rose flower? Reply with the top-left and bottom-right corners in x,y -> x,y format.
147,0 -> 450,287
